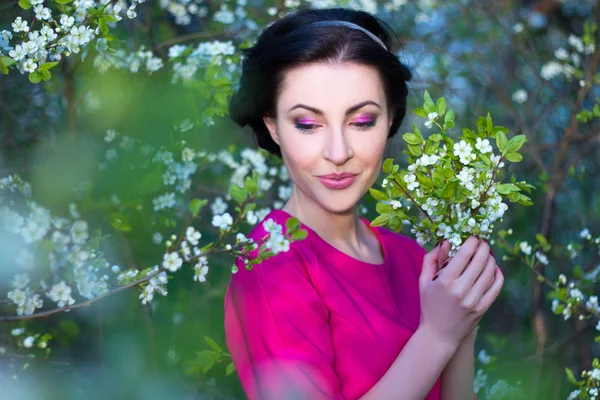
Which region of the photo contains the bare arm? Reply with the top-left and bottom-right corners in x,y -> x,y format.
359,324 -> 458,400
440,328 -> 477,400
360,238 -> 502,400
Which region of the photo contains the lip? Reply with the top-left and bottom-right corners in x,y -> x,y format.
317,173 -> 358,190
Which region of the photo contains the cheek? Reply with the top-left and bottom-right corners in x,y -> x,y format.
355,127 -> 388,160
279,130 -> 319,175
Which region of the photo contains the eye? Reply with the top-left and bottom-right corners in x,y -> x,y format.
294,122 -> 319,134
351,119 -> 377,130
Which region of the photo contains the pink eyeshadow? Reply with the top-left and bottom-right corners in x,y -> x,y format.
354,115 -> 374,123
297,118 -> 316,124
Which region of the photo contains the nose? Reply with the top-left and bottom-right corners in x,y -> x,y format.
322,127 -> 353,165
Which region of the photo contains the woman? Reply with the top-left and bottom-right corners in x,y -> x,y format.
224,7 -> 503,400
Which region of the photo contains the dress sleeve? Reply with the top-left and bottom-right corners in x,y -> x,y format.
224,247 -> 345,400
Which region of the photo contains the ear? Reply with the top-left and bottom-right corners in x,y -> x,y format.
262,115 -> 280,146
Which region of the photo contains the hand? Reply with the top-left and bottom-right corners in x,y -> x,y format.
418,236 -> 504,349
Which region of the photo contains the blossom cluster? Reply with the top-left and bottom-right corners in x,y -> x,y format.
93,44 -> 163,74
168,40 -> 237,84
371,92 -> 532,255
540,25 -> 596,82
1,0 -> 146,80
1,182 -> 115,316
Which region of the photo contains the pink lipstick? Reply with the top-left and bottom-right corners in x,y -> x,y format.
317,172 -> 358,190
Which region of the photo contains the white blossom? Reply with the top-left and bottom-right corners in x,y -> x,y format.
46,281 -> 76,308
519,241 -> 532,255
12,17 -> 29,33
403,174 -> 419,191
511,89 -> 528,104
193,258 -> 209,282
23,336 -> 35,348
212,213 -> 233,230
185,226 -> 201,246
424,112 -> 438,129
453,140 -> 475,164
162,252 -> 183,272
534,251 -> 549,265
70,220 -> 89,244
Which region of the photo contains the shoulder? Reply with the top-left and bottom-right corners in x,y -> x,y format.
371,223 -> 428,272
230,210 -> 313,284
374,224 -> 426,255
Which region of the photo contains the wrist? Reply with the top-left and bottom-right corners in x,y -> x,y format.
417,323 -> 461,354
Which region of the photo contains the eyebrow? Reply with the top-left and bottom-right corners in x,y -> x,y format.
287,100 -> 381,116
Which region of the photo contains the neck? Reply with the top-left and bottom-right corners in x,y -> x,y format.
282,185 -> 364,251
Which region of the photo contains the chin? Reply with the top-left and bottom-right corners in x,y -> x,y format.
316,191 -> 364,215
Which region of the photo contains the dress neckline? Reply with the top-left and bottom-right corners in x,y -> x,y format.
268,209 -> 388,267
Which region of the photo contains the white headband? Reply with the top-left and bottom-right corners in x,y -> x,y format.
302,20 -> 388,51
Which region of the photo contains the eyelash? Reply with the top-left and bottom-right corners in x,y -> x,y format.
294,119 -> 377,134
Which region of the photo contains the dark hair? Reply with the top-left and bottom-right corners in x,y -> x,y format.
228,7 -> 413,158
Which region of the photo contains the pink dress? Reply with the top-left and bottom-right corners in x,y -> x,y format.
224,208 -> 441,399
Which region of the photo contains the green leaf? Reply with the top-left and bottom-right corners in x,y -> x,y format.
1,56 -> 16,68
370,214 -> 391,227
436,97 -> 446,116
505,134 -> 527,153
504,152 -> 523,162
186,350 -> 215,374
496,131 -> 508,154
407,144 -> 423,157
535,234 -> 548,248
444,109 -> 455,124
38,62 -> 59,71
204,336 -> 223,353
40,69 -> 51,81
486,112 -> 493,134
244,174 -> 258,197
517,193 -> 533,206
199,242 -> 213,253
291,229 -> 308,240
496,182 -> 522,194
423,91 -> 436,114
189,198 -> 208,217
18,0 -> 32,9
402,133 -> 422,145
382,158 -> 394,174
376,202 -> 393,214
229,183 -> 247,204
412,107 -> 427,118
97,17 -> 109,35
103,14 -> 118,23
429,133 -> 443,142
225,362 -> 236,376
110,213 -> 132,232
369,188 -> 388,201
55,0 -> 74,3
565,368 -> 578,385
28,71 -> 42,84
285,217 -> 300,232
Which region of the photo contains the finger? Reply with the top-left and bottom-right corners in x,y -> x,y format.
436,239 -> 452,272
456,239 -> 490,290
463,254 -> 496,307
419,244 -> 442,290
477,267 -> 504,312
441,236 -> 480,280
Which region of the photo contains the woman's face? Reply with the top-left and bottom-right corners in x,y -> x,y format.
263,62 -> 393,215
